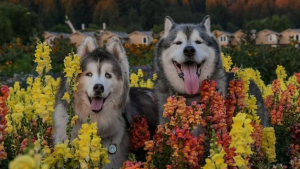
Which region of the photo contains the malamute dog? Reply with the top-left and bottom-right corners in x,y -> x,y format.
54,37 -> 157,168
154,16 -> 268,127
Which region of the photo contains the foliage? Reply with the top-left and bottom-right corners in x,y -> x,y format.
0,40 -> 300,169
151,24 -> 163,34
245,15 -> 292,32
50,24 -> 72,33
0,2 -> 43,45
222,43 -> 300,84
3,0 -> 300,34
0,37 -> 75,78
125,40 -> 156,68
0,38 -> 35,77
50,38 -> 76,73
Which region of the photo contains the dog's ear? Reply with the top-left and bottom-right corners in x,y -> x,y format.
77,37 -> 97,58
201,15 -> 212,36
106,37 -> 127,62
163,16 -> 174,38
106,37 -> 129,75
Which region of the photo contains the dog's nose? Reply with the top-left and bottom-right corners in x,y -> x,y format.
93,84 -> 104,93
183,46 -> 196,57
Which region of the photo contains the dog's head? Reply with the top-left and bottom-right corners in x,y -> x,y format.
155,16 -> 221,95
75,37 -> 129,113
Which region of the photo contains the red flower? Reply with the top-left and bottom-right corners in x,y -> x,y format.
130,116 -> 150,151
296,73 -> 300,84
0,85 -> 9,95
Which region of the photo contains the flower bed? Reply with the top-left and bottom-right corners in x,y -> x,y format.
0,43 -> 299,169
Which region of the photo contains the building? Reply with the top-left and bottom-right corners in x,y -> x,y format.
279,29 -> 300,45
127,31 -> 153,45
231,30 -> 246,46
69,31 -> 98,47
43,31 -> 70,46
255,29 -> 280,46
212,30 -> 233,46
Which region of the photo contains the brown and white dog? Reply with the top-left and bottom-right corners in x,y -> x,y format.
54,37 -> 157,168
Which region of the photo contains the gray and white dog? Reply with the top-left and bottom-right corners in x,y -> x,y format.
154,16 -> 268,127
54,37 -> 157,169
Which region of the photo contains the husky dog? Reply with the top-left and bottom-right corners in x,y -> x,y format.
154,16 -> 268,127
54,37 -> 157,169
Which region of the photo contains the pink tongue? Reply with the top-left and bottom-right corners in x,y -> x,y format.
91,98 -> 104,112
183,63 -> 200,95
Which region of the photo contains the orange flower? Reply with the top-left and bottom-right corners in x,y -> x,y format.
130,116 -> 150,151
272,79 -> 281,95
296,73 -> 300,84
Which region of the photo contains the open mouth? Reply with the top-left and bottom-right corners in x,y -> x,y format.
88,96 -> 106,113
173,60 -> 205,95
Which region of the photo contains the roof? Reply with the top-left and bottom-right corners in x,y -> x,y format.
257,29 -> 280,36
44,31 -> 70,38
281,29 -> 300,34
129,31 -> 153,37
212,30 -> 233,37
233,30 -> 244,35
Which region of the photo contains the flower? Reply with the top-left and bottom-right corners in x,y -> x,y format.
130,116 -> 150,151
9,155 -> 37,169
229,113 -> 254,167
203,149 -> 227,169
262,127 -> 276,162
62,92 -> 70,103
221,53 -> 233,72
63,52 -> 82,82
71,115 -> 78,126
72,123 -> 110,168
34,42 -> 52,75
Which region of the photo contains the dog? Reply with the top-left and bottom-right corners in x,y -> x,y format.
54,37 -> 157,169
154,16 -> 268,128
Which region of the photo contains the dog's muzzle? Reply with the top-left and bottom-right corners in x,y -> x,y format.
173,60 -> 205,95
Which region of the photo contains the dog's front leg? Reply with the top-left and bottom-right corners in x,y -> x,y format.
53,104 -> 69,144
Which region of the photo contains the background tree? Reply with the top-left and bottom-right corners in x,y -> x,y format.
0,2 -> 43,45
206,0 -> 228,29
141,0 -> 164,30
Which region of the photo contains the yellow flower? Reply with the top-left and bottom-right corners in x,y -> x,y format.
221,53 -> 233,72
62,92 -> 70,103
146,79 -> 154,89
34,42 -> 52,75
72,123 -> 110,168
130,73 -> 139,87
63,53 -> 82,80
137,69 -> 144,77
152,73 -> 157,81
203,149 -> 227,169
276,65 -> 287,80
9,155 -> 37,169
233,155 -> 247,168
71,115 -> 79,126
230,113 -> 254,167
276,65 -> 287,91
262,127 -> 276,162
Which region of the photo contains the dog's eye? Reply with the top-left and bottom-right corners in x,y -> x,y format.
105,73 -> 111,79
195,40 -> 202,44
86,72 -> 93,77
174,41 -> 182,45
